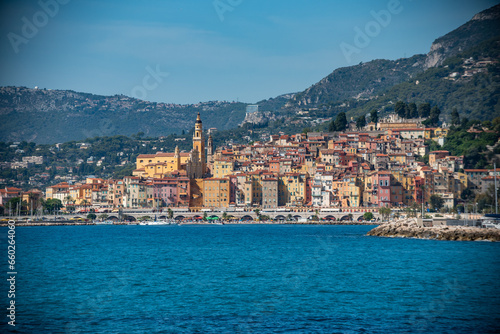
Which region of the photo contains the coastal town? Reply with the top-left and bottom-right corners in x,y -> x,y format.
1,109 -> 498,222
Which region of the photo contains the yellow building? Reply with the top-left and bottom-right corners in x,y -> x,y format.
134,113 -> 207,179
203,178 -> 230,208
391,171 -> 417,206
280,173 -> 307,206
213,159 -> 234,178
338,177 -> 362,207
247,172 -> 264,206
389,153 -> 406,164
136,147 -> 190,178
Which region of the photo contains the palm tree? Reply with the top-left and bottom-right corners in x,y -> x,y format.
378,207 -> 392,221
99,213 -> 109,221
27,192 -> 38,216
254,208 -> 261,221
222,212 -> 228,221
167,208 -> 173,219
80,199 -> 90,213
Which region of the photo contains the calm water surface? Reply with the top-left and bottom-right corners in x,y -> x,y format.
1,224 -> 499,333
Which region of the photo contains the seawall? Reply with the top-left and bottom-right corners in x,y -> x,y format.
367,219 -> 500,242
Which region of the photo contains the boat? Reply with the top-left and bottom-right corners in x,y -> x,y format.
95,220 -> 114,225
139,219 -> 177,225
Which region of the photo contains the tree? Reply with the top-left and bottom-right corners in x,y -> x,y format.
167,208 -> 173,219
254,208 -> 261,220
460,188 -> 473,201
222,212 -> 228,221
356,115 -> 366,130
363,212 -> 374,221
424,106 -> 441,127
395,101 -> 407,119
334,112 -> 347,132
43,198 -> 63,214
378,206 -> 391,220
87,213 -> 97,220
7,197 -> 25,215
203,212 -> 208,221
328,120 -> 336,132
418,103 -> 431,118
429,194 -> 444,211
98,214 -> 109,221
80,199 -> 90,212
451,108 -> 460,125
407,103 -> 418,119
370,109 -> 378,123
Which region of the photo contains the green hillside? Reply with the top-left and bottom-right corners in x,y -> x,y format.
347,37 -> 500,122
0,87 -> 247,144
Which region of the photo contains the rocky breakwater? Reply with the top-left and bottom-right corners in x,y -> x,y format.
367,219 -> 500,241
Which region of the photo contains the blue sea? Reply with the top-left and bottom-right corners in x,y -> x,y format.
1,224 -> 499,333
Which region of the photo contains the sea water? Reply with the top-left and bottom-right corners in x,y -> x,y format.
1,224 -> 499,333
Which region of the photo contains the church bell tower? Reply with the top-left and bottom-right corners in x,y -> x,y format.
192,113 -> 206,174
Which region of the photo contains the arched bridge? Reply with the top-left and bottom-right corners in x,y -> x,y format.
29,208 -> 380,222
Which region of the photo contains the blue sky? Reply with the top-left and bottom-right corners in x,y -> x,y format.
1,0 -> 498,104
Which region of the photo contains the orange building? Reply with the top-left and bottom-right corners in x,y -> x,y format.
203,178 -> 230,208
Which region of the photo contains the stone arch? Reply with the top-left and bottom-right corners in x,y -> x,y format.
275,215 -> 286,220
241,215 -> 253,221
325,215 -> 336,221
174,215 -> 185,220
340,215 -> 350,221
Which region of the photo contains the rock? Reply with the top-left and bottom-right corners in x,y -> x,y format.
366,219 -> 500,242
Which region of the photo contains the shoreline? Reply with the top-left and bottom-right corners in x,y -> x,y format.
367,219 -> 500,242
0,220 -> 378,227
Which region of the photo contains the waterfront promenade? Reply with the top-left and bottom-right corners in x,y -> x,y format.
2,208 -> 381,224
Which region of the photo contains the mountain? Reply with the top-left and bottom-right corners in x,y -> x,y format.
1,5 -> 499,144
284,55 -> 426,109
0,87 -> 247,144
272,4 -> 500,117
425,4 -> 500,68
347,37 -> 500,122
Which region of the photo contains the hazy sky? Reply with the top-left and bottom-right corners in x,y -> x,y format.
1,0 -> 498,104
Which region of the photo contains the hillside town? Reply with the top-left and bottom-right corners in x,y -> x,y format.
1,112 -> 498,216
